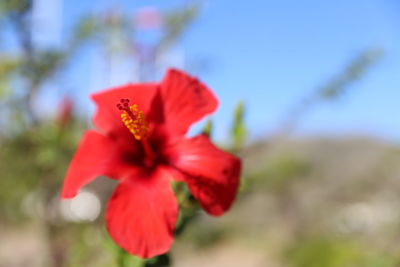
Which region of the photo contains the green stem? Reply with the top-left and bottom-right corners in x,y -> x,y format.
115,248 -> 145,267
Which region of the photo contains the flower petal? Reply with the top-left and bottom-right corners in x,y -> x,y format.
167,135 -> 241,216
61,130 -> 138,199
91,83 -> 159,138
160,69 -> 218,135
105,167 -> 178,258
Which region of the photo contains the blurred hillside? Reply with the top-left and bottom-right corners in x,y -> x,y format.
173,136 -> 400,267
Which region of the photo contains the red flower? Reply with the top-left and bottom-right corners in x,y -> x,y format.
61,69 -> 241,258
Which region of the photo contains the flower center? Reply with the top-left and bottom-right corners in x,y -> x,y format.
116,99 -> 155,167
116,99 -> 149,140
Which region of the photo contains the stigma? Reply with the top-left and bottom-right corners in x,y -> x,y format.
116,99 -> 149,140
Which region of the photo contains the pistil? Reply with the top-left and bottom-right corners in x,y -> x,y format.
117,99 -> 155,164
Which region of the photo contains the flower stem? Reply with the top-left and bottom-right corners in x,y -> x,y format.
115,248 -> 145,267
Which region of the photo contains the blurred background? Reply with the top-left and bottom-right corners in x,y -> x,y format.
1,0 -> 400,266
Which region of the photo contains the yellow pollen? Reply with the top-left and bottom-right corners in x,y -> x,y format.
117,100 -> 149,140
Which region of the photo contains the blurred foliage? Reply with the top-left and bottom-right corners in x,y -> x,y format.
0,0 -> 31,15
159,4 -> 200,52
317,48 -> 383,100
0,56 -> 19,98
285,236 -> 399,267
231,101 -> 247,152
201,119 -> 213,137
280,47 -> 383,134
0,121 -> 81,222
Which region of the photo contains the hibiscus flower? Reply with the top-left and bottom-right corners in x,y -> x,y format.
61,69 -> 241,258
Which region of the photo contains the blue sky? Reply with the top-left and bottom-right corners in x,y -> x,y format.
31,0 -> 400,142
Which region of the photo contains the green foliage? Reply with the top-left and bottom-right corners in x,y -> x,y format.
145,254 -> 171,267
317,48 -> 383,101
0,121 -> 81,222
104,231 -> 171,267
27,50 -> 65,87
285,236 -> 399,267
231,101 -> 247,152
0,0 -> 31,15
173,182 -> 200,236
0,56 -> 19,98
201,119 -> 213,137
71,15 -> 99,46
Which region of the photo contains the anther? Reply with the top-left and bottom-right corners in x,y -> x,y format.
116,98 -> 149,140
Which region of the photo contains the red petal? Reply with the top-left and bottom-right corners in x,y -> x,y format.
167,135 -> 241,216
61,131 -> 138,198
160,69 -> 218,135
105,167 -> 178,258
91,83 -> 158,139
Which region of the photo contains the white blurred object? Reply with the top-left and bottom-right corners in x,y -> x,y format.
60,190 -> 101,222
335,201 -> 398,234
21,190 -> 45,218
336,202 -> 373,233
